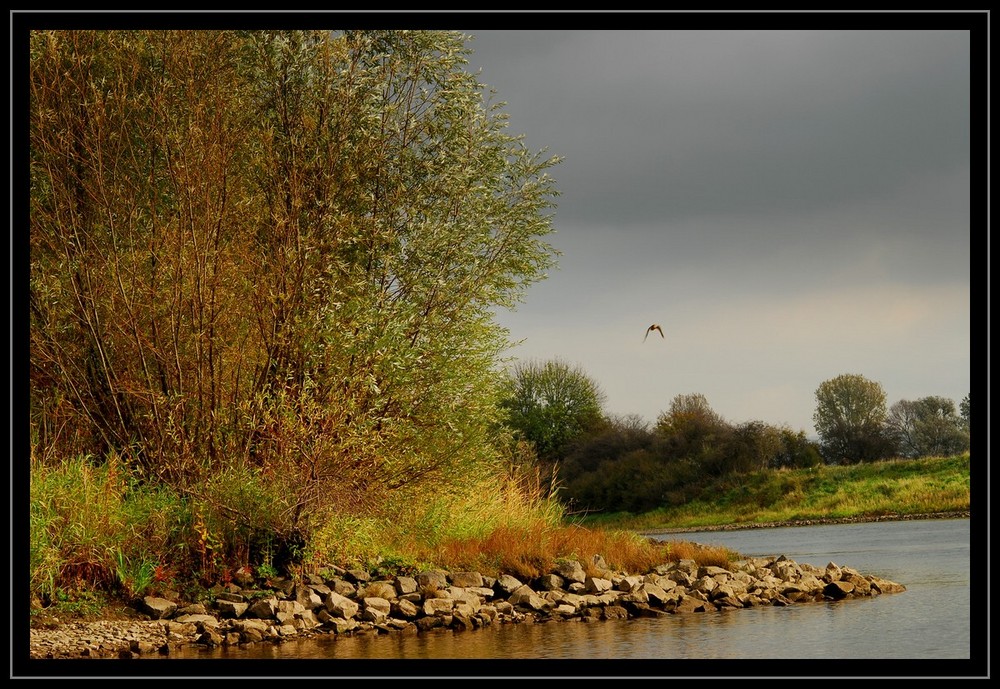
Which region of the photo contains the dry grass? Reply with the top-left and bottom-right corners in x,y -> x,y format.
423,522 -> 740,580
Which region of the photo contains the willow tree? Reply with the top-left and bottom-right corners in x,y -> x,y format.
29,30 -> 559,530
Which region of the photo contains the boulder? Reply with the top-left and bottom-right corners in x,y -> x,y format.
415,570 -> 449,591
325,591 -> 359,619
449,571 -> 484,588
553,559 -> 587,584
141,597 -> 177,620
493,574 -> 524,596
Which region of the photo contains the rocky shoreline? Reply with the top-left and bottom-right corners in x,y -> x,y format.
28,551 -> 906,660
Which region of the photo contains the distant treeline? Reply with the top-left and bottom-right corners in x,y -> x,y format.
498,363 -> 970,514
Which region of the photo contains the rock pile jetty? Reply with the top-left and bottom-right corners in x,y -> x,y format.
28,553 -> 905,659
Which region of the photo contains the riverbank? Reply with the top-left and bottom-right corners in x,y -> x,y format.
637,510 -> 971,534
27,544 -> 907,660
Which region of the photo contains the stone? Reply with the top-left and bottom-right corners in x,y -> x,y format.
449,571 -> 484,588
553,559 -> 587,584
602,605 -> 629,620
325,591 -> 360,619
392,598 -> 421,619
824,581 -> 855,599
585,576 -> 613,594
345,569 -> 371,584
422,598 -> 455,616
215,600 -> 248,619
394,576 -> 418,596
141,597 -> 177,620
360,581 -> 398,600
493,574 -> 524,596
508,585 -> 548,612
247,597 -> 279,619
415,570 -> 449,590
536,573 -> 564,591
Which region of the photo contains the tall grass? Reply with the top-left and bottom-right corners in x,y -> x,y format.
30,452 -> 174,601
29,451 -> 301,603
302,461 -> 739,579
304,461 -> 567,573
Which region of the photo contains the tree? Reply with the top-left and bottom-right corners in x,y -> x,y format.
959,394 -> 970,434
887,396 -> 970,458
770,428 -> 823,469
655,393 -> 731,474
497,359 -> 607,464
813,374 -> 893,463
722,420 -> 785,475
29,30 -> 560,526
559,414 -> 654,484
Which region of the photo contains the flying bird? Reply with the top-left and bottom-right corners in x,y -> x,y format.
644,324 -> 664,342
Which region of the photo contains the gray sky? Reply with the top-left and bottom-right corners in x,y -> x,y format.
459,29 -> 972,435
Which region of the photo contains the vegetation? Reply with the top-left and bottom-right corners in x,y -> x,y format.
29,28 -> 564,596
813,373 -> 895,462
497,358 -> 607,492
577,453 -> 970,532
557,396 -> 822,515
25,29 -> 971,624
886,396 -> 971,459
30,445 -> 736,617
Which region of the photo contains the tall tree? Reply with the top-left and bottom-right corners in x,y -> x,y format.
29,30 -> 560,525
813,373 -> 892,463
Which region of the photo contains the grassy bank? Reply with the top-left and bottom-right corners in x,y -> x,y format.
29,451 -> 968,625
575,453 -> 971,532
29,452 -> 736,625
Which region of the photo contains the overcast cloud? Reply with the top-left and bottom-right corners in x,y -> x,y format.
459,28 -> 973,435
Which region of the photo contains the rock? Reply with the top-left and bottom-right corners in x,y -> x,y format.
215,600 -> 248,619
345,569 -> 371,584
508,585 -> 548,612
617,575 -> 643,592
141,597 -> 177,620
422,598 -> 455,616
247,596 -> 279,619
325,591 -> 360,619
824,581 -> 855,599
216,591 -> 245,603
602,605 -> 629,620
536,574 -> 564,591
392,598 -> 421,619
173,614 -> 219,626
360,581 -> 398,600
869,576 -> 906,594
394,576 -> 419,596
449,571 -> 484,588
292,584 -> 323,610
415,570 -> 449,591
585,576 -> 613,594
493,574 -> 524,596
553,559 -> 587,584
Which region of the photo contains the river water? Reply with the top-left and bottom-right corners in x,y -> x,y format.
153,518 -> 981,678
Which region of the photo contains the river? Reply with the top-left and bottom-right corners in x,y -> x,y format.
152,518 -> 981,678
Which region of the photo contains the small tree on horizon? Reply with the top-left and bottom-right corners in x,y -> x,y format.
887,396 -> 970,458
813,373 -> 893,464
